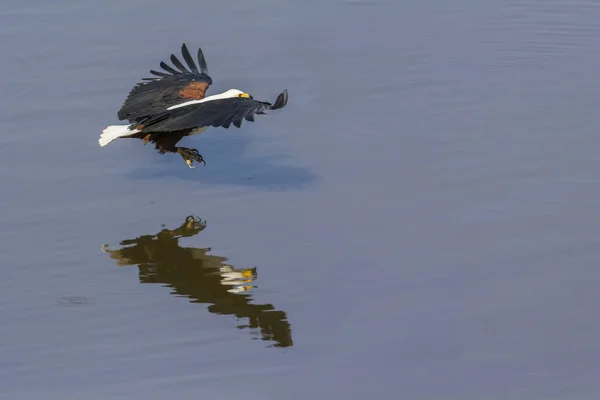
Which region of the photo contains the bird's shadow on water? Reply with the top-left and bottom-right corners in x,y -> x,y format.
125,135 -> 318,190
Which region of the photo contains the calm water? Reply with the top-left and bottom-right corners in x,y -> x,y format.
2,0 -> 600,398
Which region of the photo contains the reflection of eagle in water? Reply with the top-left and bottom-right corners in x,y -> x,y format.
101,215 -> 293,348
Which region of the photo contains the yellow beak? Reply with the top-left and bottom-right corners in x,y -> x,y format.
239,93 -> 250,98
241,269 -> 254,278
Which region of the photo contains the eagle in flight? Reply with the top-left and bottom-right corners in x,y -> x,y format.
99,43 -> 288,168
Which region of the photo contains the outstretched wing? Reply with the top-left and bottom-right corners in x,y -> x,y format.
139,89 -> 289,132
117,43 -> 213,123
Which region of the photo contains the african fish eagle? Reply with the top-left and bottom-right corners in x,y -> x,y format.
99,43 -> 288,168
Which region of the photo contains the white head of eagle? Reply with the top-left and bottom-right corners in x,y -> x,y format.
98,43 -> 288,168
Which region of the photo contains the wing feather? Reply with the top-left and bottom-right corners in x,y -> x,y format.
159,61 -> 180,75
148,70 -> 171,78
181,43 -> 199,73
139,98 -> 269,132
117,43 -> 213,123
137,91 -> 288,133
197,47 -> 209,75
170,54 -> 189,73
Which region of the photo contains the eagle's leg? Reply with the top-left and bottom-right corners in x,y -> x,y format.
176,147 -> 206,168
153,131 -> 206,168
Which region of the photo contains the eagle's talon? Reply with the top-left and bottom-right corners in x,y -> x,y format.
178,147 -> 205,168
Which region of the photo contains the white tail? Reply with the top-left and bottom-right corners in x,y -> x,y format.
98,125 -> 140,147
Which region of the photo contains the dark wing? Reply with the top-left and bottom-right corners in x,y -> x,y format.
117,43 -> 213,123
140,89 -> 289,132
